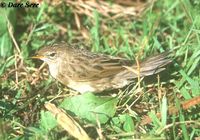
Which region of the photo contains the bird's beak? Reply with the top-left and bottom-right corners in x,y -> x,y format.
31,55 -> 44,59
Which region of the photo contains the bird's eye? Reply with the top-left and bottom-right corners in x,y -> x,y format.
48,52 -> 56,58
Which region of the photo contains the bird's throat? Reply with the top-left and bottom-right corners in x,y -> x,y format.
48,63 -> 59,79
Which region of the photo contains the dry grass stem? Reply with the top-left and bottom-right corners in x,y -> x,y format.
66,0 -> 150,19
45,103 -> 91,140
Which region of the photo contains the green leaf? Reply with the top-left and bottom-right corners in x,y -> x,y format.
148,111 -> 161,126
178,70 -> 199,98
0,56 -> 15,76
121,114 -> 134,132
39,111 -> 57,133
60,93 -> 118,124
90,10 -> 100,52
0,3 -> 16,58
111,114 -> 134,133
0,33 -> 12,58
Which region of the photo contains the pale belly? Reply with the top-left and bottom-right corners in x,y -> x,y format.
67,81 -> 96,94
47,62 -> 130,93
48,64 -> 94,93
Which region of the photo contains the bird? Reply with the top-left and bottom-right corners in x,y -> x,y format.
32,43 -> 171,93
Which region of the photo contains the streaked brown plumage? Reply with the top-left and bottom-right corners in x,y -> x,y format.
32,43 -> 171,93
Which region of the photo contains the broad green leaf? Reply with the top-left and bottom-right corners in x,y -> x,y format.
39,111 -> 57,133
122,114 -> 134,132
60,93 -> 118,124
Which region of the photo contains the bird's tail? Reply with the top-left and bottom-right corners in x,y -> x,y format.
126,52 -> 172,78
137,52 -> 172,77
111,52 -> 172,89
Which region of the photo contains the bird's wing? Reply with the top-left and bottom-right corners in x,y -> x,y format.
66,53 -> 133,82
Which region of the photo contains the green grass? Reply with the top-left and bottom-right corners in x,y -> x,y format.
0,0 -> 200,139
